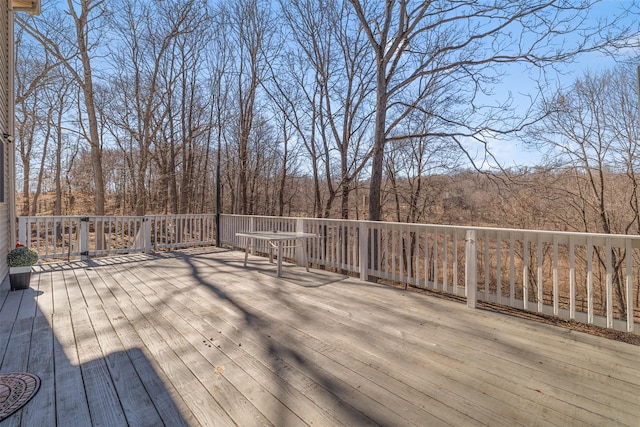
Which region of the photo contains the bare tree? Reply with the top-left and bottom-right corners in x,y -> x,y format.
533,67 -> 640,316
219,0 -> 279,215
17,0 -> 111,215
101,0 -> 209,215
262,42 -> 325,216
276,0 -> 375,219
13,25 -> 62,216
346,0 -> 639,221
51,76 -> 75,217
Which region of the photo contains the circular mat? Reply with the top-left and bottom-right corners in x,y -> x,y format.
0,373 -> 40,421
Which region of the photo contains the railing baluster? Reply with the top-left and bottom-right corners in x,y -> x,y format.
587,237 -> 594,324
442,232 -> 448,292
523,237 -> 529,311
569,236 -> 575,320
453,231 -> 458,295
45,218 -> 50,258
433,229 -> 438,291
553,236 -> 559,316
605,237 -> 613,328
496,234 -> 502,305
537,234 -> 543,313
484,234 -> 490,299
625,240 -> 633,333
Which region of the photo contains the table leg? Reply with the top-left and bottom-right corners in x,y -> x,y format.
303,239 -> 309,272
244,238 -> 251,267
277,241 -> 283,277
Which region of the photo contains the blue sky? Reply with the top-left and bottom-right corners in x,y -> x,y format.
38,0 -> 639,170
473,0 -> 640,168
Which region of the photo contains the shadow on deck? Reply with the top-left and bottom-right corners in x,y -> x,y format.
0,247 -> 638,426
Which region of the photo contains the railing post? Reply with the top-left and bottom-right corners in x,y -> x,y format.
18,217 -> 27,246
465,230 -> 477,309
147,217 -> 152,252
80,217 -> 90,261
137,216 -> 152,253
359,222 -> 368,281
295,218 -> 305,266
249,216 -> 255,255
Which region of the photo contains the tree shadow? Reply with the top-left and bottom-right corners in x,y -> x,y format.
4,248 -> 398,425
0,275 -> 192,426
166,249 -> 390,426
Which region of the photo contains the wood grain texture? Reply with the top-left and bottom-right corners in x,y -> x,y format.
0,248 -> 638,426
52,311 -> 92,426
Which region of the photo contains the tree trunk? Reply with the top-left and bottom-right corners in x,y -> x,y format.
31,121 -> 50,216
70,0 -> 105,216
368,69 -> 387,222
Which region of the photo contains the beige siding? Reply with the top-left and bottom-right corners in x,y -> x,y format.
1,0 -> 7,121
1,3 -> 8,129
0,204 -> 7,278
0,4 -> 10,279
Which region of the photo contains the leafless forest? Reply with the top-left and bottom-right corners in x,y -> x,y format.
12,0 -> 640,238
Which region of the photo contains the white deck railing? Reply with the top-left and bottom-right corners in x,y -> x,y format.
220,214 -> 640,334
17,213 -> 640,333
18,214 -> 215,259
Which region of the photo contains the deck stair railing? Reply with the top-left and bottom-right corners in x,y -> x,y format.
220,214 -> 640,334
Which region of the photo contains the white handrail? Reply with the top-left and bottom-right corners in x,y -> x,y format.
221,213 -> 640,334
17,213 -> 639,334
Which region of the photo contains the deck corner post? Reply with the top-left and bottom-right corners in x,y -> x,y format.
465,229 -> 477,309
80,217 -> 89,260
359,222 -> 368,281
18,216 -> 26,246
144,216 -> 152,253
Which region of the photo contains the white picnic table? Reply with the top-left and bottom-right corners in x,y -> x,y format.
235,231 -> 317,277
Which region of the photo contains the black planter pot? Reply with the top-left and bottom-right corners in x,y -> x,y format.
9,267 -> 32,291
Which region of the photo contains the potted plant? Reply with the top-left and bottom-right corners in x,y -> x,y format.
7,243 -> 38,291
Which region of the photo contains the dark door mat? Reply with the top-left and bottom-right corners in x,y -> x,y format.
0,373 -> 40,421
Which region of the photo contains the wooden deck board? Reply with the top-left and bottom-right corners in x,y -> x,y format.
0,248 -> 637,426
21,316 -> 56,427
52,311 -> 93,426
129,292 -> 281,427
116,299 -> 235,427
153,284 -> 375,427
73,268 -> 103,309
102,303 -> 195,427
34,265 -> 52,318
0,290 -> 23,324
183,271 -> 537,426
169,269 -> 463,426
217,289 -> 516,426
51,267 -> 71,314
282,277 -> 639,420
133,270 -> 380,427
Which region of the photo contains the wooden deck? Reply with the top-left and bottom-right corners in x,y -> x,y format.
0,247 -> 638,426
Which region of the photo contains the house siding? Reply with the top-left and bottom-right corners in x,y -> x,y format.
0,204 -> 7,279
0,4 -> 11,279
0,3 -> 8,129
